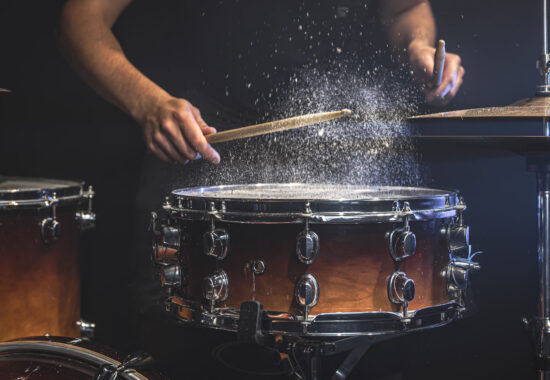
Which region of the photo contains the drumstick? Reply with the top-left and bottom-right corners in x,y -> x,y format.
205,109 -> 352,144
432,39 -> 446,87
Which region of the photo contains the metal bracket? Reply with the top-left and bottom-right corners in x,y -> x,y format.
76,185 -> 96,231
41,192 -> 60,244
237,300 -> 273,347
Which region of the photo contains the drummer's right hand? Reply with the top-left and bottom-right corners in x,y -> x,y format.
137,95 -> 220,165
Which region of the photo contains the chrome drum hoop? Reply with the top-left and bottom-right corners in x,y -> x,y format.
0,177 -> 87,209
167,184 -> 462,224
167,297 -> 462,338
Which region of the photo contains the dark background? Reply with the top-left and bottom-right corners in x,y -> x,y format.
0,0 -> 543,379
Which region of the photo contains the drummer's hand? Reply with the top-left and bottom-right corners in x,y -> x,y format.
408,40 -> 465,107
137,95 -> 220,164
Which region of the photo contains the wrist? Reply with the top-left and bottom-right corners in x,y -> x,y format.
128,86 -> 171,124
407,38 -> 431,54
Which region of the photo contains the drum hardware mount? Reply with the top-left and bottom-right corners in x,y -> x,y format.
203,215 -> 230,260
389,201 -> 416,262
295,274 -> 320,322
296,206 -> 320,265
76,319 -> 96,340
236,299 -> 400,380
40,192 -> 61,244
203,269 -> 230,312
93,351 -> 155,380
387,271 -> 415,317
75,185 -> 96,231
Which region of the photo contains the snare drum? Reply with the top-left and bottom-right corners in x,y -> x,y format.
152,184 -> 479,338
0,336 -> 166,379
0,177 -> 95,341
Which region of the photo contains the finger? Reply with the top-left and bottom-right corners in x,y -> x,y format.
444,67 -> 465,100
434,55 -> 461,98
160,118 -> 199,161
178,112 -> 221,164
148,141 -> 172,163
153,130 -> 187,164
190,107 -> 217,135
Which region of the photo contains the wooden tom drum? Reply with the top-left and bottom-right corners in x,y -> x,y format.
0,177 -> 95,341
153,184 -> 479,338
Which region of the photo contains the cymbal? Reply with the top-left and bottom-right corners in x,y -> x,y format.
409,97 -> 550,120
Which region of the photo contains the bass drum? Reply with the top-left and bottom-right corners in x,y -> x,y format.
0,336 -> 167,379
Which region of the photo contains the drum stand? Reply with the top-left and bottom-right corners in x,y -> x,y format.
238,301 -> 396,380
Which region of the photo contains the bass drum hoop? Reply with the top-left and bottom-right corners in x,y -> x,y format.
0,177 -> 85,209
167,183 -> 461,224
0,339 -> 148,380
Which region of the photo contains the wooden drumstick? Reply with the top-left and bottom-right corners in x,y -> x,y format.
205,109 -> 352,144
432,39 -> 446,87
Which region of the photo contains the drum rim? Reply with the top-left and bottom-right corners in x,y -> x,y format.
0,339 -> 148,380
167,183 -> 462,223
0,177 -> 84,208
168,296 -> 461,337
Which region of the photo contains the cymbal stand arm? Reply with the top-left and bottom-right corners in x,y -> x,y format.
538,0 -> 550,95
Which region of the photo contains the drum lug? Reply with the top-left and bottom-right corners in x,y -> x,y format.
294,273 -> 319,320
75,185 -> 96,231
388,271 -> 415,316
151,212 -> 181,265
160,264 -> 182,288
41,192 -> 61,243
203,219 -> 229,260
296,219 -> 320,265
389,202 -> 416,262
203,269 -> 229,311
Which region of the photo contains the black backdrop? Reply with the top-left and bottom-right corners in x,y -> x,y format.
0,0 -> 544,379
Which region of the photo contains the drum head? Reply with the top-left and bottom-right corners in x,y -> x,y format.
169,183 -> 460,223
0,177 -> 83,208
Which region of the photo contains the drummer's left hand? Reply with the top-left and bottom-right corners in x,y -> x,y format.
407,40 -> 465,107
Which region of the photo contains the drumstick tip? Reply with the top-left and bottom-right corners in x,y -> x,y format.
341,109 -> 352,115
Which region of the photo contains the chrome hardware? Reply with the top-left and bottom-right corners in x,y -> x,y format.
203,227 -> 229,260
389,202 -> 416,261
294,274 -> 319,320
447,254 -> 481,294
41,192 -> 61,243
251,259 -> 266,275
389,228 -> 416,261
296,219 -> 320,264
160,264 -> 181,288
75,185 -> 96,231
151,212 -> 181,264
77,319 -> 96,340
446,224 -> 470,253
203,269 -> 229,309
160,225 -> 181,248
388,271 -> 415,316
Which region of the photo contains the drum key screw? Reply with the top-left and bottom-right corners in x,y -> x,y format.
294,273 -> 319,320
41,192 -> 61,243
75,185 -> 96,231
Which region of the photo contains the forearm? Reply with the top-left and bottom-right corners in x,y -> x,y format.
381,0 -> 435,53
58,0 -> 168,122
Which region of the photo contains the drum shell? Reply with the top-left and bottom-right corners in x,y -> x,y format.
0,205 -> 80,341
180,218 -> 451,315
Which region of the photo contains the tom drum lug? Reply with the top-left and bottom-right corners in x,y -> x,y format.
447,254 -> 481,294
296,227 -> 320,265
151,215 -> 181,265
388,271 -> 415,314
41,192 -> 61,243
203,269 -> 229,309
203,227 -> 230,260
294,273 -> 319,320
389,228 -> 416,261
160,264 -> 182,288
75,185 -> 96,231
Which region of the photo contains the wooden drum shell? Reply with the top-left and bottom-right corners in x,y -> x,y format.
180,218 -> 451,316
0,206 -> 81,341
